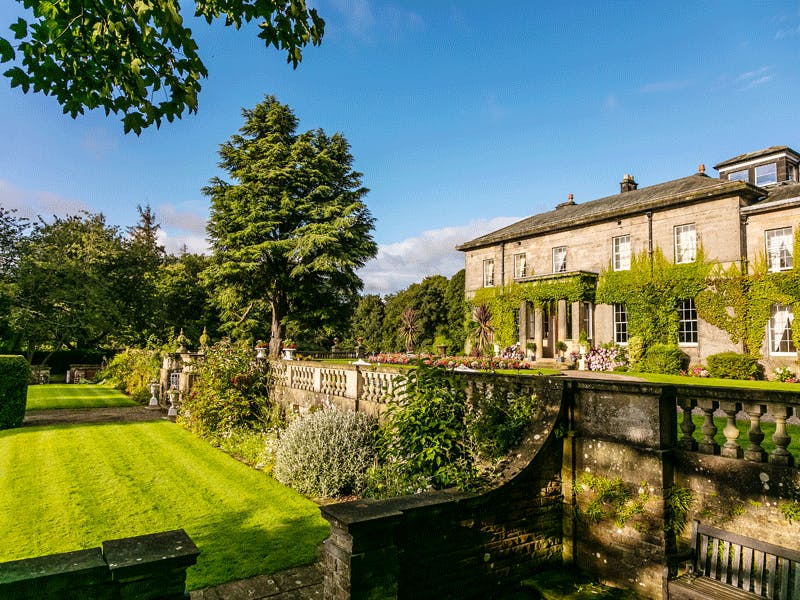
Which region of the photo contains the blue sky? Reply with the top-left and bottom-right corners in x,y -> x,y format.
1,1 -> 800,295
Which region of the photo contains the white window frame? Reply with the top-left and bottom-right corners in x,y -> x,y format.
765,227 -> 793,272
755,163 -> 777,186
513,253 -> 527,278
678,298 -> 698,345
769,303 -> 796,355
674,223 -> 697,264
552,246 -> 567,273
613,234 -> 631,271
613,303 -> 628,345
482,258 -> 495,287
728,169 -> 748,182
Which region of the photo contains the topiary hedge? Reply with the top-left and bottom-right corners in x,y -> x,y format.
707,352 -> 760,380
0,355 -> 29,429
639,344 -> 686,375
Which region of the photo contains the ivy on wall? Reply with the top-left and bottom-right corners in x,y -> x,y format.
470,274 -> 596,346
596,248 -> 712,349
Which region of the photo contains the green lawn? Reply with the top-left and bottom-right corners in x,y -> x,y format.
636,372 -> 800,392
0,421 -> 329,590
26,384 -> 138,410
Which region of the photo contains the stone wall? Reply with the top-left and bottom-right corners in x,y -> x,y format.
0,529 -> 199,600
320,376 -> 565,599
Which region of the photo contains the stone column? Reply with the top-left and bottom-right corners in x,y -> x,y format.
534,306 -> 544,359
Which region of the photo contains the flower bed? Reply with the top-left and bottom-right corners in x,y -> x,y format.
370,353 -> 538,371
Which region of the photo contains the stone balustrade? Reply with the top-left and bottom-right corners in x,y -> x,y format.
270,360 -> 405,417
674,385 -> 800,467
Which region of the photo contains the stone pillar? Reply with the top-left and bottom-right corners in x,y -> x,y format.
320,501 -> 401,600
534,307 -> 544,359
557,299 -> 567,344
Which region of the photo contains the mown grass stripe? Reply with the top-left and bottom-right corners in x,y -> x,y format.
0,421 -> 328,590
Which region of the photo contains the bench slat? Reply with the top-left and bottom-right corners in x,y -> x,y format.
732,543 -> 742,588
697,522 -> 800,564
794,560 -> 800,599
778,557 -> 789,600
743,547 -> 753,592
721,540 -> 731,584
670,574 -> 766,600
767,553 -> 777,599
754,550 -> 765,596
700,533 -> 710,575
712,538 -> 721,579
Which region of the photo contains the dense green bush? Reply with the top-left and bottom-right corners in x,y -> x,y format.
707,352 -> 760,380
273,408 -> 377,498
179,339 -> 276,437
96,347 -> 160,403
468,385 -> 538,461
379,364 -> 473,490
0,355 -> 29,429
29,349 -> 116,375
638,344 -> 686,375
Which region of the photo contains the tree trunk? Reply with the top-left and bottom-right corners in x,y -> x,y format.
269,293 -> 286,357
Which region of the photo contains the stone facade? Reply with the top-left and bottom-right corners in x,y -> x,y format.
458,146 -> 800,369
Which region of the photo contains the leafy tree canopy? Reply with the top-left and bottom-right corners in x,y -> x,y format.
203,95 -> 377,355
0,1 -> 324,133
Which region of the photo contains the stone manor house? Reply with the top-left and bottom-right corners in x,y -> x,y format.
457,145 -> 800,370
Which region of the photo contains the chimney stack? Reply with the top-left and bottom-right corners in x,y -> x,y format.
620,174 -> 638,193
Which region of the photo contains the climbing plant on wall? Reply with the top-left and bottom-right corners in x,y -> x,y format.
596,248 -> 712,350
470,274 -> 596,347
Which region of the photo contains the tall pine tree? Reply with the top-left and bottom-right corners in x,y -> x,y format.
203,96 -> 377,355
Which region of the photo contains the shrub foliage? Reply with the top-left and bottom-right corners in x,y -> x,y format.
97,347 -> 160,403
706,352 -> 760,380
273,408 -> 377,498
0,355 -> 29,429
638,344 -> 686,375
179,339 -> 275,437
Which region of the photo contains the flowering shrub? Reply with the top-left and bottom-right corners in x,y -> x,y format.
681,365 -> 710,378
585,344 -> 628,372
773,366 -> 799,383
273,407 -> 377,498
96,347 -> 160,403
371,353 -> 536,371
179,338 -> 276,437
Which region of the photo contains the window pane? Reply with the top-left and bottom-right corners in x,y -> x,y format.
678,298 -> 698,344
613,235 -> 631,271
552,246 -> 567,273
614,304 -> 628,344
514,253 -> 527,278
770,304 -> 796,354
728,169 -> 748,182
483,259 -> 494,287
766,227 -> 793,272
755,163 -> 777,186
674,223 -> 696,264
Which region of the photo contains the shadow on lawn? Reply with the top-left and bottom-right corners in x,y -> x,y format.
183,510 -> 329,590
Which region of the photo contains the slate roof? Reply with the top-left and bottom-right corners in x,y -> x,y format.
457,173 -> 763,251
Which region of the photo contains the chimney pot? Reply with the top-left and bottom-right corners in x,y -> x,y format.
568,193 -> 574,204
620,174 -> 638,193
699,164 -> 706,174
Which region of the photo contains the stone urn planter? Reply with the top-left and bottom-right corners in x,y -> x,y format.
282,347 -> 296,360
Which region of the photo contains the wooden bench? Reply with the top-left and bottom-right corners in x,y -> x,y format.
667,520 -> 800,599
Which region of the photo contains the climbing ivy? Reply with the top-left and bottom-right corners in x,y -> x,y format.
471,274 -> 596,346
597,248 -> 712,349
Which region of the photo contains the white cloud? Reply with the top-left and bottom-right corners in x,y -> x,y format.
154,203 -> 210,255
0,179 -> 91,220
328,0 -> 423,42
736,66 -> 775,90
358,216 -> 520,296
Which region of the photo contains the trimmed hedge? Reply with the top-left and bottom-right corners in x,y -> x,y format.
0,355 -> 29,429
707,352 -> 760,380
639,344 -> 686,375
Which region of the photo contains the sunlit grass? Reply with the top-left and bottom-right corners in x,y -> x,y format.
636,372 -> 800,392
677,413 -> 800,460
0,421 -> 329,589
26,384 -> 137,410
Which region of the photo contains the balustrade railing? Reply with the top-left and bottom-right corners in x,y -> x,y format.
676,387 -> 800,467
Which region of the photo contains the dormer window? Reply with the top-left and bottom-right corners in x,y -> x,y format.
755,163 -> 777,186
728,169 -> 748,182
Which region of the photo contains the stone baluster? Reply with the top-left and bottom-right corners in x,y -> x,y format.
697,400 -> 720,455
677,398 -> 697,451
769,405 -> 794,467
743,404 -> 767,463
719,401 -> 743,459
